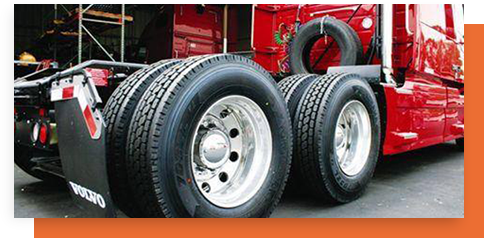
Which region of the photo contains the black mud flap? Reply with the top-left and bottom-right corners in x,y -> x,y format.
55,99 -> 116,218
52,74 -> 116,218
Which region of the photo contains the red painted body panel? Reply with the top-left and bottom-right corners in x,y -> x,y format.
172,5 -> 223,59
383,77 -> 448,155
139,5 -> 223,62
382,4 -> 464,155
412,4 -> 464,84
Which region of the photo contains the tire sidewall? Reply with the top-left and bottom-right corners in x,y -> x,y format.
318,76 -> 380,200
155,63 -> 292,217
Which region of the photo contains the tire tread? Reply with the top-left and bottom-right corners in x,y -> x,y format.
103,59 -> 180,216
295,73 -> 348,201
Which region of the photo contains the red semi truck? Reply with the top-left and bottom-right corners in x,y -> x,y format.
14,4 -> 464,217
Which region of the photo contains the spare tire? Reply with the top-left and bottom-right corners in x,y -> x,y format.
289,17 -> 363,74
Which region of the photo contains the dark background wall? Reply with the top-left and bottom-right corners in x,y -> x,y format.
14,4 -> 159,65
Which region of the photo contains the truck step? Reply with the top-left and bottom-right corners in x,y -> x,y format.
451,123 -> 464,135
392,132 -> 419,144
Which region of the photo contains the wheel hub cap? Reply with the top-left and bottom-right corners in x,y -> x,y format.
199,130 -> 230,168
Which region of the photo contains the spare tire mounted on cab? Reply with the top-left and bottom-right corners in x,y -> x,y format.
289,17 -> 364,74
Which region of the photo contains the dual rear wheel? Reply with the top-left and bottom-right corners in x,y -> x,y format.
105,54 -> 380,217
278,73 -> 381,203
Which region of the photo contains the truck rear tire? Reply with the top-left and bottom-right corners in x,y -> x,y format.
289,17 -> 363,74
14,144 -> 62,183
278,74 -> 319,120
294,73 -> 380,203
126,54 -> 293,217
103,59 -> 181,217
277,74 -> 319,191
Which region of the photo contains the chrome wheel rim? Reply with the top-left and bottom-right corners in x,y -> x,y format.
334,100 -> 372,176
191,95 -> 272,208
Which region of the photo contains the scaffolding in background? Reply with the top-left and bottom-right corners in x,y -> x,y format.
49,4 -> 131,65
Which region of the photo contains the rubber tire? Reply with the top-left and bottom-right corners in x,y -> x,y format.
456,138 -> 464,151
278,74 -> 320,120
126,54 -> 293,218
277,74 -> 319,192
103,59 -> 181,217
290,17 -> 363,74
295,73 -> 381,203
14,144 -> 63,183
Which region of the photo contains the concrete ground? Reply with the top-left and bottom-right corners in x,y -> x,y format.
14,142 -> 464,218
